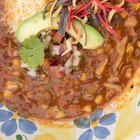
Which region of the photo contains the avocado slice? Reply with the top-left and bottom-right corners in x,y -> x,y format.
16,12 -> 104,49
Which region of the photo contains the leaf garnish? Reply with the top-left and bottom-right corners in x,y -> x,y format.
20,36 -> 45,69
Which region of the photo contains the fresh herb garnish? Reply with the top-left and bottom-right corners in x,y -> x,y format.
69,65 -> 78,70
20,36 -> 45,68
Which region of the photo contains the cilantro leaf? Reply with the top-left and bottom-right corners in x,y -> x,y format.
20,36 -> 45,68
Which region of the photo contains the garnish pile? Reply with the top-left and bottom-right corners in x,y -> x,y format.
19,0 -> 137,78
20,33 -> 82,78
43,0 -> 136,39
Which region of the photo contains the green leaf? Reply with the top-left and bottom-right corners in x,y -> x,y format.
138,100 -> 140,106
16,134 -> 23,140
20,36 -> 45,68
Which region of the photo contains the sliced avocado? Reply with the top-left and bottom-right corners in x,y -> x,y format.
16,12 -> 104,49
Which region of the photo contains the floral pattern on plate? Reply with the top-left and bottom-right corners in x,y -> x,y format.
73,109 -> 116,140
0,104 -> 37,138
0,97 -> 139,140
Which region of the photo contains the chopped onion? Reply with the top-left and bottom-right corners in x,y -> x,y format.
21,61 -> 37,77
64,55 -> 73,74
27,69 -> 37,77
72,50 -> 81,66
52,45 -> 61,55
64,49 -> 81,74
61,38 -> 72,56
21,61 -> 28,68
72,45 -> 78,51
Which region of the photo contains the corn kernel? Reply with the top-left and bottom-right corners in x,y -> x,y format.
81,73 -> 87,81
55,111 -> 65,118
96,48 -> 103,54
83,105 -> 92,112
4,90 -> 13,98
126,44 -> 134,53
95,95 -> 103,104
12,59 -> 21,68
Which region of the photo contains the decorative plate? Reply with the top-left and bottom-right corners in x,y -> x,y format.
0,1 -> 140,140
0,92 -> 140,140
